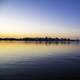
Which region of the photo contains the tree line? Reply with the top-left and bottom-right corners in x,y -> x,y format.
0,37 -> 79,42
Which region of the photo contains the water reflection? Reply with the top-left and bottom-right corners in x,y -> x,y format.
0,41 -> 80,80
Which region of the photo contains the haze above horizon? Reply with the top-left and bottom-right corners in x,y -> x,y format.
0,0 -> 80,38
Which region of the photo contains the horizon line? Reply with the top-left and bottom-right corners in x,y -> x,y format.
0,37 -> 79,41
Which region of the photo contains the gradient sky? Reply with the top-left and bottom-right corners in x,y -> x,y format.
0,0 -> 80,38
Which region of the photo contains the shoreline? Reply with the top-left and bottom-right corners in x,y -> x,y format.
0,37 -> 79,42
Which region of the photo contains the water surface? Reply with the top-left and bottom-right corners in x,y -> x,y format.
0,41 -> 80,80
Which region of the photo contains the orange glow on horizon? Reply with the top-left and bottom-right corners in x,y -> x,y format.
0,32 -> 79,39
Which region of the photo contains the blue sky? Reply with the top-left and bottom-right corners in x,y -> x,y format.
0,0 -> 80,38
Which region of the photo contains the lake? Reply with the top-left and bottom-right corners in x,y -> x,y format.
0,41 -> 80,80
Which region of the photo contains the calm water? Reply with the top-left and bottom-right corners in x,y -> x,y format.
0,41 -> 80,80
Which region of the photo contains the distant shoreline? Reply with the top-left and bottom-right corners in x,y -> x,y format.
0,37 -> 79,42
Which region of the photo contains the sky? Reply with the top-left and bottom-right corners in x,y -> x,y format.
0,0 -> 80,38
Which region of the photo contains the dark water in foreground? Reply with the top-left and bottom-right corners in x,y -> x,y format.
0,41 -> 80,80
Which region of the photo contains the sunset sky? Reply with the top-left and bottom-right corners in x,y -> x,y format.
0,0 -> 80,38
